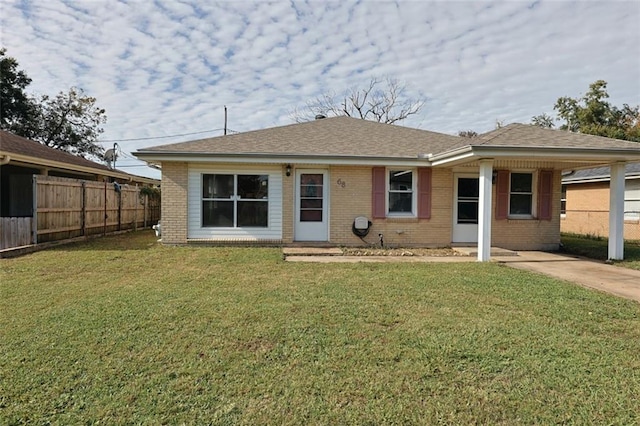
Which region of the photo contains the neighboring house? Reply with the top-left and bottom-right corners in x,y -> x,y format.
561,162 -> 640,240
134,116 -> 640,261
1,130 -> 158,217
1,131 -> 160,250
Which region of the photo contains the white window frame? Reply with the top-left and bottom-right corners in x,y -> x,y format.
508,171 -> 536,219
387,168 -> 417,217
560,184 -> 567,218
201,173 -> 269,228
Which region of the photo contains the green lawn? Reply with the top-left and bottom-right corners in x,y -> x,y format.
561,233 -> 640,270
2,231 -> 639,424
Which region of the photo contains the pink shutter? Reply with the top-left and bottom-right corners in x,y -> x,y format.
372,167 -> 386,219
417,168 -> 432,219
495,170 -> 510,220
537,170 -> 553,220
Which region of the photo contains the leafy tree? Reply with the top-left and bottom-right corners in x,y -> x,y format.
531,113 -> 555,128
0,47 -> 32,129
291,77 -> 424,124
0,48 -> 107,158
532,80 -> 640,142
19,88 -> 106,158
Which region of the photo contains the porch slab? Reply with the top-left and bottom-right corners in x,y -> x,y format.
282,247 -> 344,256
452,246 -> 519,257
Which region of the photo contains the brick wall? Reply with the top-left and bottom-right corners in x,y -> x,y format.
160,161 -> 188,244
491,170 -> 561,251
561,182 -> 640,240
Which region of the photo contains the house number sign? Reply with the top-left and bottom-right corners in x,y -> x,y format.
336,178 -> 346,188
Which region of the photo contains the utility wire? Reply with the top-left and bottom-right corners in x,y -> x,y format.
97,128 -> 228,143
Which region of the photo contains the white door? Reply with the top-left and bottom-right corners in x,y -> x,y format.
295,170 -> 329,241
452,174 -> 479,243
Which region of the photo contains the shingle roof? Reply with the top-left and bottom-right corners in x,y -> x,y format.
137,119 -> 640,161
0,130 -> 113,172
475,123 -> 640,150
563,162 -> 640,182
1,131 -> 159,184
140,116 -> 466,159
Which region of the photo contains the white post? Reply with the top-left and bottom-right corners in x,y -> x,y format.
478,160 -> 494,262
608,162 -> 625,260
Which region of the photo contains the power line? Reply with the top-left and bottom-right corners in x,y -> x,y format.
97,128 -> 227,143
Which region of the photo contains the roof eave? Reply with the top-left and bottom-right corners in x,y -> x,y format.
133,151 -> 433,167
431,145 -> 640,166
1,150 -> 154,182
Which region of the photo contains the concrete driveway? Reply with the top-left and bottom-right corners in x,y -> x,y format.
494,251 -> 640,303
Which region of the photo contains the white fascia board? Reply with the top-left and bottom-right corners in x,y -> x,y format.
133,152 -> 433,167
2,151 -> 136,181
431,146 -> 640,166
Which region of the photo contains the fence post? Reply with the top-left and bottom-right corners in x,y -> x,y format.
117,188 -> 122,231
104,181 -> 107,236
81,181 -> 86,236
31,175 -> 38,245
143,194 -> 148,229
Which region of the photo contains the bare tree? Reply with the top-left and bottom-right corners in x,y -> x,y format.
458,130 -> 478,138
291,77 -> 424,125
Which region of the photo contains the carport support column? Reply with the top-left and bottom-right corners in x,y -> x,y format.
478,160 -> 494,262
608,162 -> 625,260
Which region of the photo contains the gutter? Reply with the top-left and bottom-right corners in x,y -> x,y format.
0,154 -> 10,165
134,151 -> 434,167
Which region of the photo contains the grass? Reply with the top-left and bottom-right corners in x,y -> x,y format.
1,230 -> 640,424
561,233 -> 640,270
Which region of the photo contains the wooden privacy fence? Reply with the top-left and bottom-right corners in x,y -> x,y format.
0,175 -> 160,249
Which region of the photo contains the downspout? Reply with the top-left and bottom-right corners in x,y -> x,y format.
0,155 -> 11,165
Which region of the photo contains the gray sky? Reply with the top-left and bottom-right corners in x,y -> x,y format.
2,0 -> 639,178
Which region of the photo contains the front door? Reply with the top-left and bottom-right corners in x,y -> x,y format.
453,174 -> 479,243
294,170 -> 329,241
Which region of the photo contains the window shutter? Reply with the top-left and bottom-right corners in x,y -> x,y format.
537,170 -> 553,220
372,167 -> 386,219
495,170 -> 509,220
417,168 -> 432,219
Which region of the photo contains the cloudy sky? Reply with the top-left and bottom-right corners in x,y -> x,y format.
2,0 -> 639,178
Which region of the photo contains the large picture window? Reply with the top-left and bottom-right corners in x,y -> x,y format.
202,174 -> 268,227
509,173 -> 533,216
388,169 -> 414,214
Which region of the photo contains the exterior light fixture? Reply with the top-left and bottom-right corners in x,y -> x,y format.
286,164 -> 292,177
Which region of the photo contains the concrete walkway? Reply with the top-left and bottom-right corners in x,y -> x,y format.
284,248 -> 640,303
494,251 -> 640,303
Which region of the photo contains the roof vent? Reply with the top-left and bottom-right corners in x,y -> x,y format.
315,114 -> 326,120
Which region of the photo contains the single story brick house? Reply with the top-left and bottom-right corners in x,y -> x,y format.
134,116 -> 640,261
561,162 -> 640,240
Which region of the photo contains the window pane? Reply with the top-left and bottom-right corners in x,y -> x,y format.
458,201 -> 479,224
510,194 -> 532,215
300,209 -> 323,222
458,178 -> 479,198
301,199 -> 323,209
300,174 -> 323,185
238,175 -> 268,199
203,174 -> 233,198
237,201 -> 268,227
389,170 -> 412,191
202,201 -> 234,227
511,173 -> 532,193
389,193 -> 412,213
